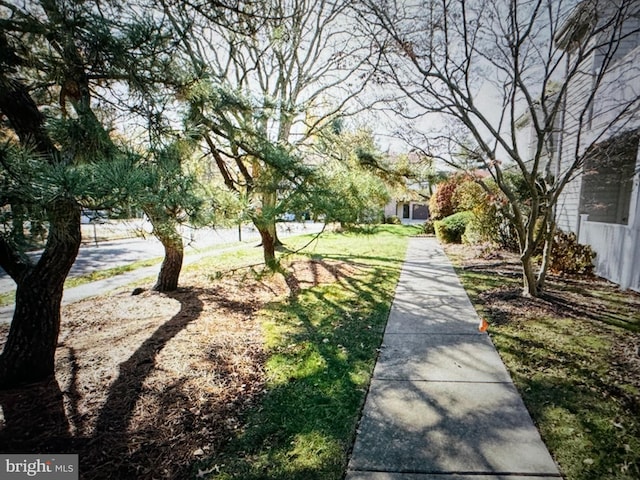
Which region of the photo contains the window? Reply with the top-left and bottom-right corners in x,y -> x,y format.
580,132 -> 638,224
412,204 -> 430,220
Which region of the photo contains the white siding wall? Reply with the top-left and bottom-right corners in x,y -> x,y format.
556,6 -> 640,290
384,203 -> 398,218
557,177 -> 583,232
514,116 -> 534,162
579,216 -> 640,292
586,44 -> 640,145
558,38 -> 640,229
556,50 -> 594,232
580,146 -> 640,292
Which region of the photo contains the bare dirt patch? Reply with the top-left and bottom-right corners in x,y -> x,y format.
0,258 -> 354,479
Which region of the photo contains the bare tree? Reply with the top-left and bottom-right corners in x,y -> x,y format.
163,0 -> 378,267
360,0 -> 640,296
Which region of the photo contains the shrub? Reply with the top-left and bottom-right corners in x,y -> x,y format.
452,180 -> 486,212
359,207 -> 384,224
549,231 -> 596,275
385,215 -> 401,225
423,219 -> 435,235
428,175 -> 465,220
429,174 -> 526,249
435,211 -> 473,243
454,181 -> 495,241
454,179 -> 517,247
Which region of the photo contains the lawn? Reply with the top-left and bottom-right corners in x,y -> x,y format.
0,224 -> 420,480
196,225 -> 421,480
444,244 -> 640,480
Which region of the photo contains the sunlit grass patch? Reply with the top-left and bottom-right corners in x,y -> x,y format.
200,225 -> 417,480
0,291 -> 14,307
491,317 -> 640,480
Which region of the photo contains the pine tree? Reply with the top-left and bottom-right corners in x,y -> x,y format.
0,0 -> 176,387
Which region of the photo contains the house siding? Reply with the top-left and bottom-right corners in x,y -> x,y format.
556,44 -> 595,232
555,2 -> 640,291
384,201 -> 430,223
557,177 -> 583,232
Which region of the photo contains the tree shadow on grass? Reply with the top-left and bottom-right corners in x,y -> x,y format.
456,252 -> 640,479
492,327 -> 640,479
199,262 -> 399,480
476,283 -> 640,333
460,259 -> 640,333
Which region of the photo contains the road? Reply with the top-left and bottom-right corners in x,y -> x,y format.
0,222 -> 323,294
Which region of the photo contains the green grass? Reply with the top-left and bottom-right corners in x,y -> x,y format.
66,257 -> 163,288
198,224 -> 421,480
2,224 -> 420,480
0,291 -> 14,307
186,241 -> 266,274
450,261 -> 640,480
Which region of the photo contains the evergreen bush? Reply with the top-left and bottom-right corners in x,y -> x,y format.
423,219 -> 435,234
435,211 -> 473,243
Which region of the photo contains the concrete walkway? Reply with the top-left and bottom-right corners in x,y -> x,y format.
346,237 -> 562,480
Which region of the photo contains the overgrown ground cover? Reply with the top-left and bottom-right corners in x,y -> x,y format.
444,244 -> 640,480
0,224 -> 419,480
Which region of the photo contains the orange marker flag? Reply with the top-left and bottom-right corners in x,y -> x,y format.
478,317 -> 489,332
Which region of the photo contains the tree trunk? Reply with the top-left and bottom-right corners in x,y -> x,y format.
262,190 -> 283,247
152,223 -> 184,292
272,225 -> 285,248
252,190 -> 282,270
536,218 -> 557,292
520,250 -> 539,298
0,199 -> 81,388
0,60 -> 83,389
258,225 -> 278,270
509,203 -> 541,298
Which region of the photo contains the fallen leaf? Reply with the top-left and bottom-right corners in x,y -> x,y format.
478,317 -> 489,332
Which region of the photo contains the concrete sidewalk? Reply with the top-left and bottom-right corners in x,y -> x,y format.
346,237 -> 562,480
